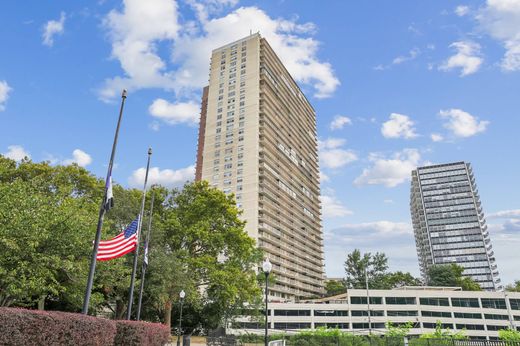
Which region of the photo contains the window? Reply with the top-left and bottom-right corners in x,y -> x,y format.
352,323 -> 385,329
351,310 -> 384,316
451,298 -> 480,308
350,297 -> 383,304
314,310 -> 348,317
485,314 -> 509,320
423,323 -> 453,329
223,172 -> 232,178
456,324 -> 484,330
273,323 -> 310,330
223,179 -> 231,186
421,311 -> 451,318
224,163 -> 232,169
385,297 -> 416,305
481,298 -> 506,310
454,312 -> 482,319
274,310 -> 310,316
314,323 -> 349,329
387,311 -> 418,317
510,299 -> 520,310
487,325 -> 510,331
420,298 -> 450,306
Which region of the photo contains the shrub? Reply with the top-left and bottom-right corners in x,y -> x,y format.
114,320 -> 170,346
0,307 -> 116,346
499,328 -> 520,341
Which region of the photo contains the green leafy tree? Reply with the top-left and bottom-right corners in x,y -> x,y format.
381,271 -> 421,289
149,181 -> 262,331
325,280 -> 346,296
505,280 -> 520,292
499,328 -> 520,341
386,321 -> 413,337
344,249 -> 389,289
419,321 -> 468,339
427,264 -> 481,291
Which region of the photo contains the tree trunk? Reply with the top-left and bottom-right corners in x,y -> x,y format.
115,299 -> 126,320
164,300 -> 172,332
37,295 -> 46,310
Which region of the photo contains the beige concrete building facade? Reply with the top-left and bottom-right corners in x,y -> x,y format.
195,34 -> 325,300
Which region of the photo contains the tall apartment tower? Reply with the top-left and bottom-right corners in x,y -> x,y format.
195,34 -> 325,299
410,162 -> 501,291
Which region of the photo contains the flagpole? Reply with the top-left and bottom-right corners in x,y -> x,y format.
126,147 -> 152,320
82,89 -> 127,315
136,187 -> 155,321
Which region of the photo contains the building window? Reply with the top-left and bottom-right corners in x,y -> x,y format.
420,297 -> 450,306
451,298 -> 480,308
350,297 -> 383,304
274,310 -> 310,317
454,312 -> 482,319
352,323 -> 385,329
351,310 -> 384,316
387,310 -> 418,317
510,299 -> 520,310
421,311 -> 452,318
385,297 -> 416,305
485,314 -> 509,320
456,324 -> 485,331
224,164 -> 232,169
423,323 -> 453,329
273,323 -> 310,330
481,298 -> 507,310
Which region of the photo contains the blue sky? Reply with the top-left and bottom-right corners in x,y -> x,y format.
1,0 -> 519,285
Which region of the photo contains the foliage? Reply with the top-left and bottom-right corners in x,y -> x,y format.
344,249 -> 420,289
0,307 -> 116,346
499,328 -> 520,341
505,280 -> 520,292
427,264 -> 481,291
325,280 -> 346,296
385,321 -> 413,337
114,320 -> 170,346
419,321 -> 468,339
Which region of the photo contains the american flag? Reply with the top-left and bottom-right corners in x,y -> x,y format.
96,216 -> 140,261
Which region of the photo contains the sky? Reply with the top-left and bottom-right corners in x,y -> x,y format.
1,0 -> 519,286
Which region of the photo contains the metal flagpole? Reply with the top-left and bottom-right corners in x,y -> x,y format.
82,89 -> 127,315
136,188 -> 155,321
126,147 -> 152,320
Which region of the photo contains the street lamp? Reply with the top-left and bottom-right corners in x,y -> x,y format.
176,290 -> 186,346
262,258 -> 272,346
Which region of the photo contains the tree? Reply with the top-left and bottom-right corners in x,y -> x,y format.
343,249 -> 420,289
325,280 -> 346,296
344,249 -> 389,289
499,328 -> 520,341
427,264 -> 481,291
148,181 -> 262,331
385,321 -> 413,337
419,321 -> 467,339
505,280 -> 520,292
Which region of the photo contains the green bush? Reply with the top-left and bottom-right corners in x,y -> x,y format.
499,328 -> 520,341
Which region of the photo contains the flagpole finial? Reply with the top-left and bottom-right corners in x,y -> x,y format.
148,147 -> 152,155
122,89 -> 127,98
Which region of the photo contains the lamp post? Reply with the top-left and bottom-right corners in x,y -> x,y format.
176,290 -> 186,346
262,258 -> 272,346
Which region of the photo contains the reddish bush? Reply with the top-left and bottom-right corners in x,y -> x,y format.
114,320 -> 170,346
0,307 -> 116,346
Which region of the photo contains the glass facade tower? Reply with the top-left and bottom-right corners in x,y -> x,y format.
410,162 -> 501,291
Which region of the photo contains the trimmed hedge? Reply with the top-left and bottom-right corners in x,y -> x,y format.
114,320 -> 170,346
0,308 -> 170,346
0,307 -> 116,346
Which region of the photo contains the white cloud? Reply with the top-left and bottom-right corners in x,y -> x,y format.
42,12 -> 66,47
477,0 -> 520,71
99,0 -> 180,100
329,115 -> 352,130
340,221 -> 412,236
354,148 -> 421,188
318,138 -> 357,169
439,108 -> 489,137
149,99 -> 199,125
439,41 -> 483,76
392,47 -> 420,65
100,3 -> 340,100
384,199 -> 394,204
381,113 -> 418,139
487,209 -> 520,219
63,149 -> 93,167
3,145 -> 30,161
0,80 -> 12,111
430,133 -> 444,142
128,165 -> 195,188
321,194 -> 353,218
319,170 -> 330,183
455,5 -> 470,16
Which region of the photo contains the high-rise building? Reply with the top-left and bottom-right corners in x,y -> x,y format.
410,161 -> 501,291
195,34 -> 325,299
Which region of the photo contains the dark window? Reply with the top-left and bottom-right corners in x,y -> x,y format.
515,316 -> 520,321
454,312 -> 482,319
350,297 -> 383,304
273,322 -> 311,330
487,325 -> 510,331
456,324 -> 485,331
510,299 -> 520,310
485,314 -> 509,320
422,311 -> 452,318
274,310 -> 310,317
387,310 -> 418,317
351,310 -> 384,317
481,298 -> 507,310
352,323 -> 385,329
233,322 -> 261,329
451,298 -> 480,308
314,323 -> 349,329
385,297 -> 416,305
420,297 -> 450,306
314,310 -> 348,317
423,323 -> 453,329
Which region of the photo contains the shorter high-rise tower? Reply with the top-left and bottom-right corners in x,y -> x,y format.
410,162 -> 501,291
